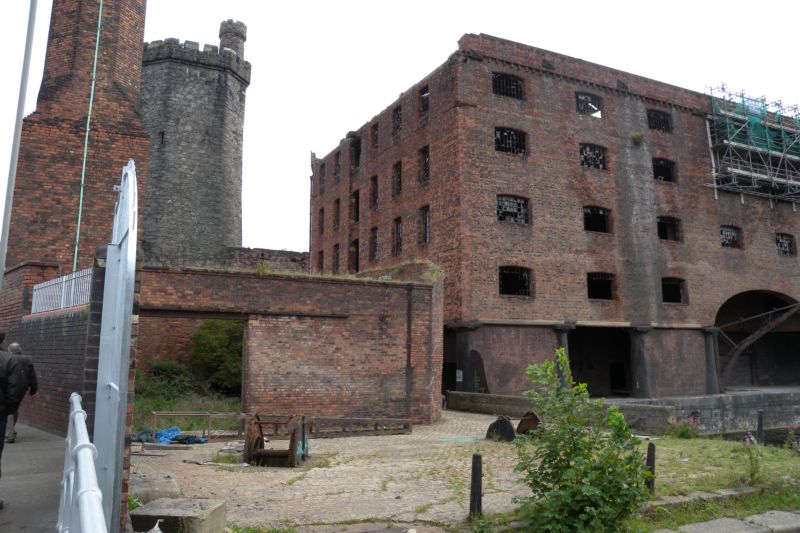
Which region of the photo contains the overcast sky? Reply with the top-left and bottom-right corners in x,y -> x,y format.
1,1 -> 798,253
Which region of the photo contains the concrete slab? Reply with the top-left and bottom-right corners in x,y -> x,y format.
129,471 -> 181,504
678,517 -> 769,533
130,498 -> 226,533
745,510 -> 800,532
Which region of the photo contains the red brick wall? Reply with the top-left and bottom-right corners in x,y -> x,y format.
138,266 -> 443,423
0,262 -> 59,334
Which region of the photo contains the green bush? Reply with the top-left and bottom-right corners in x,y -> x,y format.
514,348 -> 650,532
189,319 -> 245,395
665,419 -> 700,439
135,359 -> 199,399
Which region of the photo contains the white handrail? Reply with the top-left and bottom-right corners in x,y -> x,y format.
57,393 -> 108,533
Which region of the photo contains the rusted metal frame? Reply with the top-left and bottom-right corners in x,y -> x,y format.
717,302 -> 800,330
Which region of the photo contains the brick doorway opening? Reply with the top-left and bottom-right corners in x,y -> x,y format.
567,327 -> 631,397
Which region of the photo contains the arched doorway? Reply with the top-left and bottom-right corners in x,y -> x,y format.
715,291 -> 800,387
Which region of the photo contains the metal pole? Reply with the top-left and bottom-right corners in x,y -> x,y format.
0,0 -> 38,293
469,453 -> 482,518
757,410 -> 764,444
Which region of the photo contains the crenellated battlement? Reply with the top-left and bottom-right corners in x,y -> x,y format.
143,35 -> 251,83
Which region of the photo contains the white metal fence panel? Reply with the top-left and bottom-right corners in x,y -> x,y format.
56,393 -> 108,533
31,268 -> 92,313
93,160 -> 138,531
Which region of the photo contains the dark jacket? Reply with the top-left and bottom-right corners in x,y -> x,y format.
0,350 -> 28,415
14,354 -> 37,396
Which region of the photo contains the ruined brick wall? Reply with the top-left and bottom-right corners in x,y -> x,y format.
137,267 -> 443,423
140,22 -> 251,267
228,247 -> 309,273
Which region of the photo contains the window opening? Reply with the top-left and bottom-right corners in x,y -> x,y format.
496,195 -> 529,224
332,244 -> 340,274
576,92 -> 603,118
333,152 -> 341,182
580,143 -> 606,169
583,206 -> 610,232
419,86 -> 429,116
420,205 -> 430,244
392,106 -> 402,136
393,217 -> 403,255
776,233 -> 795,256
351,190 -> 360,223
350,137 -> 361,168
333,198 -> 340,228
648,110 -> 672,133
661,277 -> 685,303
499,266 -> 532,296
657,216 -> 681,241
392,162 -> 402,197
317,250 -> 323,272
419,146 -> 430,184
349,239 -> 359,273
495,127 -> 526,154
370,123 -> 379,149
319,163 -> 326,194
720,225 -> 741,248
492,73 -> 524,99
587,272 -> 614,300
369,227 -> 378,261
653,158 -> 676,182
370,176 -> 378,209
318,208 -> 324,235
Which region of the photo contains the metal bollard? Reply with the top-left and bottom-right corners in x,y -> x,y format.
469,453 -> 482,518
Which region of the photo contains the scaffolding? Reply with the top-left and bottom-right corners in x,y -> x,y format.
708,85 -> 800,202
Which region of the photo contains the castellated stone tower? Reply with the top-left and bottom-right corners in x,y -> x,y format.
140,20 -> 251,267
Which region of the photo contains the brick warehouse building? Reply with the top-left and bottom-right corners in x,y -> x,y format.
309,33 -> 800,398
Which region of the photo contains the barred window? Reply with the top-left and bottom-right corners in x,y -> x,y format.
495,127 -> 526,154
576,92 -> 603,118
392,106 -> 402,136
392,162 -> 402,197
648,110 -> 672,133
319,163 -> 326,195
580,143 -> 606,169
393,217 -> 403,255
332,244 -> 340,274
662,277 -> 686,303
370,176 -> 379,209
419,86 -> 429,117
492,73 -> 524,99
720,225 -> 741,248
369,227 -> 378,261
499,266 -> 532,296
317,250 -> 323,272
350,190 -> 360,223
653,158 -> 676,182
776,233 -> 796,256
419,205 -> 431,244
349,239 -> 359,273
583,206 -> 610,233
497,195 -> 529,224
333,198 -> 340,228
657,216 -> 681,241
419,146 -> 430,184
318,207 -> 324,235
587,272 -> 614,300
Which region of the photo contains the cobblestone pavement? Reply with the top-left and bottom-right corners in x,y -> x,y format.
132,410 -> 526,531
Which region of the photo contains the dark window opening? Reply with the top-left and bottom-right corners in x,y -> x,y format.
350,190 -> 360,223
580,143 -> 606,169
576,92 -> 603,118
587,272 -> 614,300
662,277 -> 686,303
499,266 -> 532,296
420,205 -> 430,244
495,127 -> 526,154
332,244 -> 340,274
369,227 -> 378,261
393,217 -> 402,255
159,131 -> 165,145
392,106 -> 402,136
349,239 -> 359,273
318,207 -> 324,235
419,86 -> 429,117
657,216 -> 681,241
333,198 -> 340,228
492,73 -> 524,99
319,163 -> 326,194
370,123 -> 379,149
496,195 -> 529,224
648,110 -> 672,133
317,250 -> 323,273
720,225 -> 741,248
419,146 -> 430,184
583,206 -> 610,233
370,176 -> 378,209
333,152 -> 341,182
392,162 -> 402,197
350,137 -> 361,168
776,233 -> 796,256
653,158 -> 676,182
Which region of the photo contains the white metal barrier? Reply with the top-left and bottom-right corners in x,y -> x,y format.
31,268 -> 92,313
57,393 -> 108,533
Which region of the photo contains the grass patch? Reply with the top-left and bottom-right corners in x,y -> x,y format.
133,392 -> 241,433
228,526 -> 297,533
211,451 -> 243,464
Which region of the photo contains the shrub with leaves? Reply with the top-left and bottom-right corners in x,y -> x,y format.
135,359 -> 200,399
189,319 -> 245,395
514,348 -> 650,532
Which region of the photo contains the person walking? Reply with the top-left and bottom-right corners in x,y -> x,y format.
5,343 -> 37,444
0,343 -> 29,509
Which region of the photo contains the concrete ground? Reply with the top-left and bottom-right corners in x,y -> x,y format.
0,423 -> 63,532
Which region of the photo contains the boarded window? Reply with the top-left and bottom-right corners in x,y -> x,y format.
419,146 -> 430,184
370,176 -> 379,209
349,239 -> 359,273
492,73 -> 524,99
662,277 -> 686,303
583,206 -> 610,233
392,162 -> 402,197
333,198 -> 340,228
499,266 -> 532,296
776,233 -> 796,256
653,158 -> 676,182
648,110 -> 672,133
392,106 -> 402,136
657,216 -> 681,241
495,127 -> 526,154
420,205 -> 430,244
369,227 -> 378,261
393,217 -> 403,255
576,92 -> 603,118
332,244 -> 340,274
497,195 -> 529,224
580,143 -> 606,169
720,225 -> 741,248
419,86 -> 429,116
587,272 -> 614,300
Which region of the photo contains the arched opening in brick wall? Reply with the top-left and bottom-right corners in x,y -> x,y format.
568,327 -> 632,397
715,290 -> 800,388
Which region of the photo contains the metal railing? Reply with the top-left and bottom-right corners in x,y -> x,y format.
57,393 -> 108,533
31,268 -> 92,313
